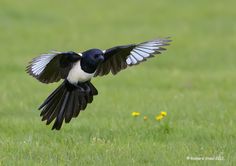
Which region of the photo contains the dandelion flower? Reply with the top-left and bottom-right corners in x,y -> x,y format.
161,111 -> 167,116
155,115 -> 163,121
132,112 -> 140,117
143,116 -> 148,120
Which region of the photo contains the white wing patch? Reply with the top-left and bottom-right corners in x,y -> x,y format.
131,51 -> 144,61
126,39 -> 168,65
30,53 -> 58,76
126,57 -> 132,65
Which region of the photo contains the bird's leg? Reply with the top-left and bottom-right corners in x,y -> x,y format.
84,82 -> 91,93
84,82 -> 93,104
76,82 -> 86,94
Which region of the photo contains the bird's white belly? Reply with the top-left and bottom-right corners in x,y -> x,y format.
67,61 -> 94,84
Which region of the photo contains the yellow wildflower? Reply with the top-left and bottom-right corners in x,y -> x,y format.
160,111 -> 167,116
132,112 -> 140,117
155,114 -> 163,121
143,116 -> 148,120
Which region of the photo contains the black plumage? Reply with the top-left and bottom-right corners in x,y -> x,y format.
26,37 -> 171,130
39,80 -> 97,130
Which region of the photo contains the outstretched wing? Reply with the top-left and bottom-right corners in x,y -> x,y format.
26,51 -> 81,84
94,37 -> 171,76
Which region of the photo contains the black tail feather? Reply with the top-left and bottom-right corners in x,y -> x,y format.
39,80 -> 98,130
39,82 -> 65,110
45,96 -> 62,124
52,91 -> 70,130
41,88 -> 64,120
72,90 -> 80,118
64,91 -> 75,123
44,89 -> 65,124
41,84 -> 65,121
80,94 -> 87,111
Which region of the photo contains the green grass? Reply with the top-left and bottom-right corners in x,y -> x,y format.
0,0 -> 236,165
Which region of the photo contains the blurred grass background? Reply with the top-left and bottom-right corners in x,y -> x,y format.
0,0 -> 235,165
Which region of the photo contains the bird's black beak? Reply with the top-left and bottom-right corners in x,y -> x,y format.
98,55 -> 104,62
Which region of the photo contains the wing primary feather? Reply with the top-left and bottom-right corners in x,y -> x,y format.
138,46 -> 159,50
126,57 -> 132,65
131,50 -> 147,61
135,47 -> 155,54
131,51 -> 145,60
130,55 -> 138,64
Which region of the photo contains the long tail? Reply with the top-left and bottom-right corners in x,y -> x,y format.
39,80 -> 98,130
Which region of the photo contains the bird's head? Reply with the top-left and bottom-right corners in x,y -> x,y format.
81,49 -> 104,73
82,49 -> 104,64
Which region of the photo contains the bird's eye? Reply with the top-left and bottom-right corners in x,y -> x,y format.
94,54 -> 99,59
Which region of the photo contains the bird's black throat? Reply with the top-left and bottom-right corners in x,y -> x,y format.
80,58 -> 98,74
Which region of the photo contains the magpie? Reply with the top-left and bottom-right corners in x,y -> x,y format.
26,37 -> 171,130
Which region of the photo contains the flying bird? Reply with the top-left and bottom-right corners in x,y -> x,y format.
26,37 -> 171,130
